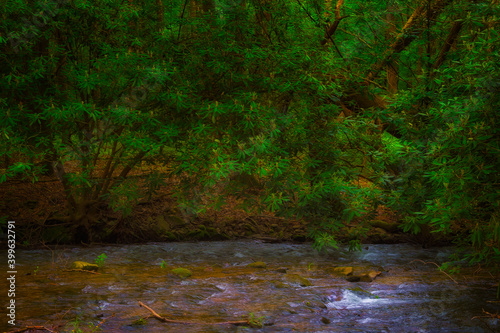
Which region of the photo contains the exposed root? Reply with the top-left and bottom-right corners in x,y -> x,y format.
138,301 -> 248,326
410,259 -> 458,284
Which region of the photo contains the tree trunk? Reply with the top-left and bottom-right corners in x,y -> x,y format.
255,0 -> 273,44
366,0 -> 452,82
386,5 -> 399,94
156,0 -> 164,30
321,0 -> 344,45
432,20 -> 463,70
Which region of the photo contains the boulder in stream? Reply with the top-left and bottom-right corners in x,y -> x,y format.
326,266 -> 353,276
71,261 -> 99,271
271,280 -> 291,288
347,270 -> 381,282
285,274 -> 312,287
171,267 -> 192,279
247,261 -> 267,269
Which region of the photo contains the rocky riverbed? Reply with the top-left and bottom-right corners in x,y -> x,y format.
2,241 -> 499,332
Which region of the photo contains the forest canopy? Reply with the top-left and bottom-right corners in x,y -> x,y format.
1,0 -> 498,264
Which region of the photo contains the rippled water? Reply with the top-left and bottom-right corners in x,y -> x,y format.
2,241 -> 499,332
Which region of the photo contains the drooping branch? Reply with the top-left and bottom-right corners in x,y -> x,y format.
366,0 -> 453,82
116,150 -> 148,180
97,149 -> 148,197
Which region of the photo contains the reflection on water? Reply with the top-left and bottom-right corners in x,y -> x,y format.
2,241 -> 499,332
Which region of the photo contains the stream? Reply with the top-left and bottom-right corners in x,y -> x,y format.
2,241 -> 499,332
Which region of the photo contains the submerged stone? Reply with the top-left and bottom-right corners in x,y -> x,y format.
71,261 -> 99,271
347,270 -> 381,282
346,275 -> 361,282
171,267 -> 192,279
285,274 -> 312,287
347,286 -> 380,299
247,261 -> 267,269
327,266 -> 353,276
358,274 -> 373,282
271,280 -> 290,288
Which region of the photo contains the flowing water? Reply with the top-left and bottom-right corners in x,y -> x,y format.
2,241 -> 499,332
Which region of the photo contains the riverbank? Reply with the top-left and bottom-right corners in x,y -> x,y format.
0,170 -> 455,247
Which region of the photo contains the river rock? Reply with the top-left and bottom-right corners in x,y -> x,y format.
326,266 -> 353,276
247,261 -> 267,268
71,261 -> 99,271
367,270 -> 382,279
285,274 -> 312,287
171,267 -> 192,279
348,286 -> 380,299
347,270 -> 381,282
271,280 -> 290,288
369,219 -> 398,233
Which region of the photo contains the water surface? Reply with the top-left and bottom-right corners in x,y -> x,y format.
2,241 -> 499,332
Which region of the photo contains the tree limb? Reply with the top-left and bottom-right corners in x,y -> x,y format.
321,0 -> 346,45
366,0 -> 453,82
432,20 -> 463,70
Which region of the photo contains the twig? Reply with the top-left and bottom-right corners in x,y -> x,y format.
138,302 -> 248,326
410,259 -> 458,284
62,269 -> 102,275
7,326 -> 55,333
95,313 -> 114,330
471,309 -> 500,320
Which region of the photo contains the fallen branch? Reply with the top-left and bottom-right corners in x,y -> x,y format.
8,326 -> 55,333
472,309 -> 500,320
410,259 -> 458,285
62,269 -> 102,275
138,302 -> 248,326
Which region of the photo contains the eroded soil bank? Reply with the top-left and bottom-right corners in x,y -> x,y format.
2,241 -> 499,332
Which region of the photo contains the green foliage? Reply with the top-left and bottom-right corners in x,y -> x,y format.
94,253 -> 107,267
348,239 -> 362,252
439,262 -> 460,275
104,179 -> 140,217
376,0 -> 500,264
130,318 -> 147,326
171,267 -> 192,279
66,316 -> 102,333
0,0 -> 497,265
247,312 -> 265,328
